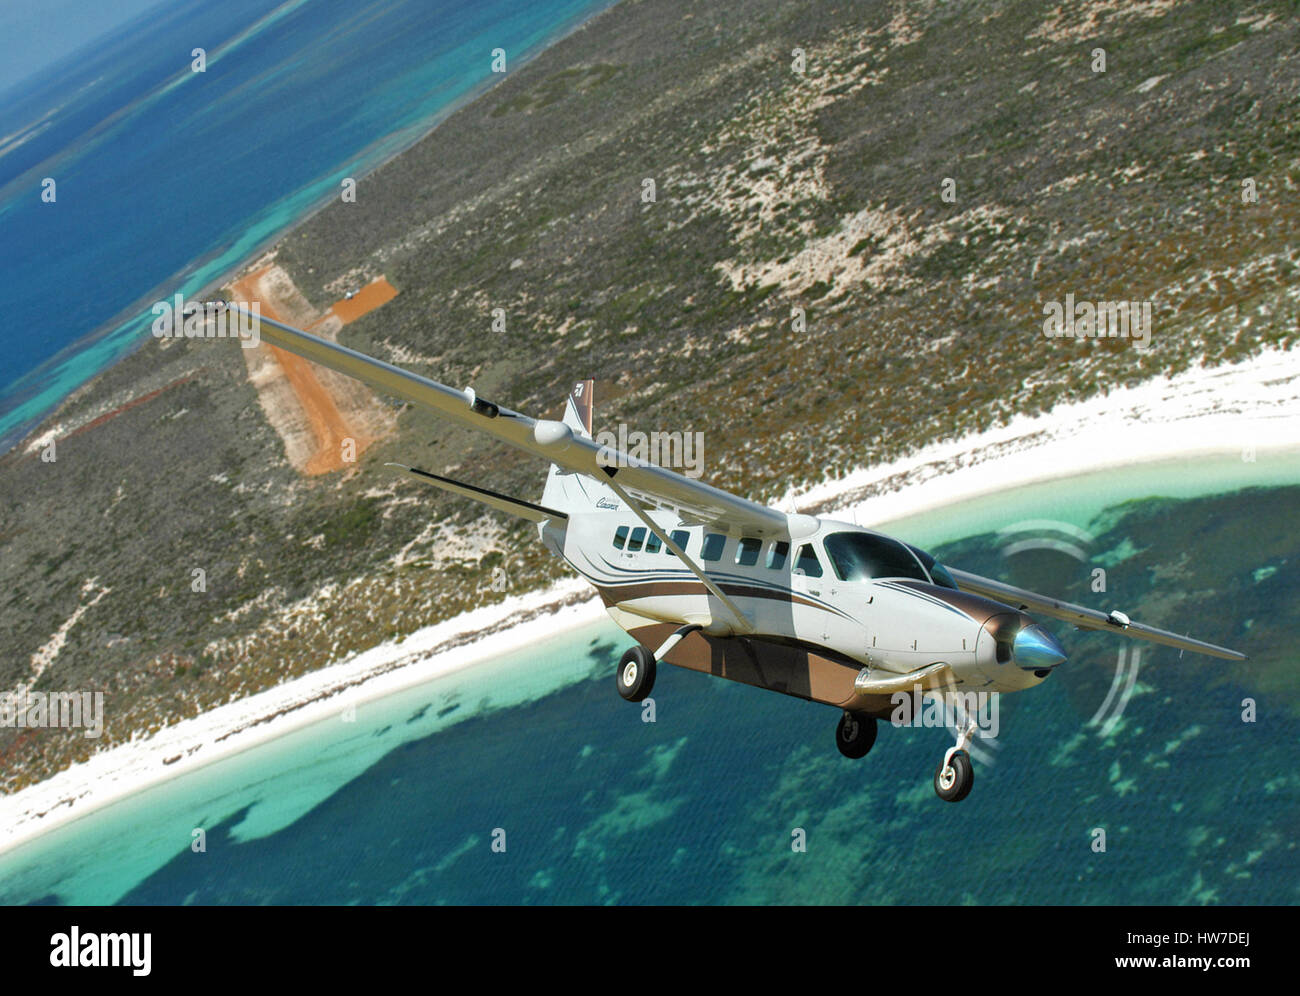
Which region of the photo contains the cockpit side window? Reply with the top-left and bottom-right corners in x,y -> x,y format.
794,543 -> 824,578
824,532 -> 930,583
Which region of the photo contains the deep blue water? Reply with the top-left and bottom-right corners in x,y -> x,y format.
0,0 -> 615,452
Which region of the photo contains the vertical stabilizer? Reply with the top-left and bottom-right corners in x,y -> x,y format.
567,379 -> 593,437
541,380 -> 616,512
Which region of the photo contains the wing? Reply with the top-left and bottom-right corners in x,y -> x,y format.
946,568 -> 1247,661
240,309 -> 789,536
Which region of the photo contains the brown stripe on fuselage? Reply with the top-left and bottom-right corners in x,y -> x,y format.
888,579 -> 1012,622
593,578 -> 848,618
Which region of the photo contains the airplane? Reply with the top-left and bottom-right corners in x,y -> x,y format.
232,306 -> 1247,802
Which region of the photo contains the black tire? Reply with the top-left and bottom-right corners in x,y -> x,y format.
933,749 -> 974,802
835,711 -> 877,759
616,646 -> 656,702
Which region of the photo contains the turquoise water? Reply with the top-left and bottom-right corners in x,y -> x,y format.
2,456 -> 1296,905
874,449 -> 1300,546
0,0 -> 616,452
1,622 -> 618,905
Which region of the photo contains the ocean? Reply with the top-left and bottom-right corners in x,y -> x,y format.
0,0 -> 616,453
1,454 -> 1295,905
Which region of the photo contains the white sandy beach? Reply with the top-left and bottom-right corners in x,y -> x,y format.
798,345 -> 1300,526
1,343 -> 1298,857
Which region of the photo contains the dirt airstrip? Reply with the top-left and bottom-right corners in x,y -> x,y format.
226,267 -> 398,475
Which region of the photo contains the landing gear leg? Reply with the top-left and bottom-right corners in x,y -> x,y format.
933,716 -> 977,802
652,624 -> 701,662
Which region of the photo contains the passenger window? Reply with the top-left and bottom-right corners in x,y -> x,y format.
628,527 -> 646,552
669,530 -> 690,556
795,543 -> 823,578
735,537 -> 761,566
645,532 -> 662,554
701,533 -> 726,562
766,541 -> 789,569
614,526 -> 629,549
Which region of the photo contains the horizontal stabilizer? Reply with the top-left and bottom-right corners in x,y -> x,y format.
388,463 -> 567,523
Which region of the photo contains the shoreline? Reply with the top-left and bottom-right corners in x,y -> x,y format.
0,580 -> 609,858
1,342 -> 1297,859
800,345 -> 1300,533
0,0 -> 622,458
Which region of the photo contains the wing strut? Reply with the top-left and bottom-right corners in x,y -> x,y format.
602,472 -> 753,635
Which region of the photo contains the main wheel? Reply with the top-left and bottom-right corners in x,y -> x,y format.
933,749 -> 974,802
616,646 -> 656,702
835,711 -> 877,759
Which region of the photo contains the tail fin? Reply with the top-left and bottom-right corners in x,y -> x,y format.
566,379 -> 594,437
541,380 -> 616,513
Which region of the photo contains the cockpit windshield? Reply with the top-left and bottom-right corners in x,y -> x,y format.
824,532 -> 931,583
903,542 -> 960,590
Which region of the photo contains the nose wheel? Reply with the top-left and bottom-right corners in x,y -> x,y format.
933,714 -> 979,802
933,749 -> 974,802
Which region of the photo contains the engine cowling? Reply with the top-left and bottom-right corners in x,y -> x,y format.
974,612 -> 1067,690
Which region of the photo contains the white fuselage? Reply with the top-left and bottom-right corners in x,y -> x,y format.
540,511 -> 1049,697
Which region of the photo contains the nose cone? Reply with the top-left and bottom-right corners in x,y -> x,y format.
1013,624 -> 1067,672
